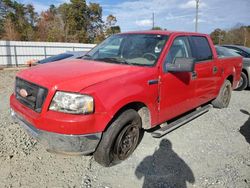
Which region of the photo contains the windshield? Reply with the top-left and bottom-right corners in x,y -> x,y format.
215,46 -> 240,57
83,34 -> 169,66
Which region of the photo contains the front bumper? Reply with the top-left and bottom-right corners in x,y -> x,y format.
11,108 -> 102,155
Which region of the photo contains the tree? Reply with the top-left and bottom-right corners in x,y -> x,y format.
49,4 -> 56,15
0,1 -> 8,37
106,14 -> 117,27
57,3 -> 71,41
105,14 -> 120,36
0,0 -> 121,43
2,17 -> 20,40
26,4 -> 38,26
37,9 -> 65,42
66,0 -> 88,42
1,0 -> 17,38
152,26 -> 162,30
87,3 -> 104,43
210,28 -> 226,45
210,26 -> 250,47
0,0 -> 38,40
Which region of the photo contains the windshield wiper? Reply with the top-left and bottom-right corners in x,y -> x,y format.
94,57 -> 132,65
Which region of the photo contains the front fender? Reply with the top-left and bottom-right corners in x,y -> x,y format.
81,69 -> 159,131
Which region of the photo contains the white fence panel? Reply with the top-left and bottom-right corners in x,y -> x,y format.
0,40 -> 96,67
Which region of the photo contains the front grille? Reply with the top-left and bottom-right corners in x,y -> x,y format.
15,77 -> 48,113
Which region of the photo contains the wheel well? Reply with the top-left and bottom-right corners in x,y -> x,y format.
105,102 -> 151,131
226,75 -> 234,85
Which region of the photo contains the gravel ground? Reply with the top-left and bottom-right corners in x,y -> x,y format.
0,69 -> 249,188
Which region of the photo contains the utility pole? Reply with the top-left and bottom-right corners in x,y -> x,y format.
152,12 -> 155,29
195,0 -> 199,32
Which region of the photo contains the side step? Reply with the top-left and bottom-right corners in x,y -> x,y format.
151,104 -> 212,138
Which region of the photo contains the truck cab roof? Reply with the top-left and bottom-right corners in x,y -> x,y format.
119,30 -> 209,37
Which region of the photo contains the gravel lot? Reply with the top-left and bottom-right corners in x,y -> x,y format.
0,69 -> 250,188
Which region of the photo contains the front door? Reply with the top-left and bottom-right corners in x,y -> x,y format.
158,36 -> 196,123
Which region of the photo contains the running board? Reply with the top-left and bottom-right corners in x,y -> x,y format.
151,104 -> 212,138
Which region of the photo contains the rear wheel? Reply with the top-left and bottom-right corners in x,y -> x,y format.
94,109 -> 143,167
212,80 -> 232,109
236,72 -> 248,91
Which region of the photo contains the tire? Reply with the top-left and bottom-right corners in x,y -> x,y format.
235,72 -> 248,91
94,109 -> 144,167
212,80 -> 232,109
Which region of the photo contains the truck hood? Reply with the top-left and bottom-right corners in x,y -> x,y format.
17,59 -> 143,92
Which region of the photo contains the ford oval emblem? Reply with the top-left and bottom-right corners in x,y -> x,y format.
19,89 -> 28,98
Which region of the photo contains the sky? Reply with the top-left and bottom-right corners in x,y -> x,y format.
18,0 -> 250,34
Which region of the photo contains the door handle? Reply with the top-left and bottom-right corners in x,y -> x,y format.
148,79 -> 159,85
191,71 -> 197,80
213,66 -> 218,74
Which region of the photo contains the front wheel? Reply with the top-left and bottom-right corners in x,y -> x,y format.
212,80 -> 232,109
94,109 -> 143,167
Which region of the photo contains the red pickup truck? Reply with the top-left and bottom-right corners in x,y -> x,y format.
10,30 -> 242,166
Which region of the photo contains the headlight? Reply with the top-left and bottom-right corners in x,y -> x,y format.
49,91 -> 94,114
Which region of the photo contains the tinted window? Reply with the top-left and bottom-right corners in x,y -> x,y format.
164,36 -> 192,72
39,53 -> 74,64
189,36 -> 213,62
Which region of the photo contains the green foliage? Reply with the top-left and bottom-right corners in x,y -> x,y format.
106,26 -> 121,36
0,0 -> 121,43
152,26 -> 162,30
106,14 -> 117,27
87,3 -> 104,43
210,28 -> 226,45
0,18 -> 4,38
0,0 -> 38,40
104,14 -> 120,37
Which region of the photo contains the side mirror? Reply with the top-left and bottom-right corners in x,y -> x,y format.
166,57 -> 195,72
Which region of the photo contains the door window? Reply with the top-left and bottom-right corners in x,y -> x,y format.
164,36 -> 192,71
189,36 -> 213,62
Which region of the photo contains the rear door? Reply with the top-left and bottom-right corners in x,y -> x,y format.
189,36 -> 217,106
